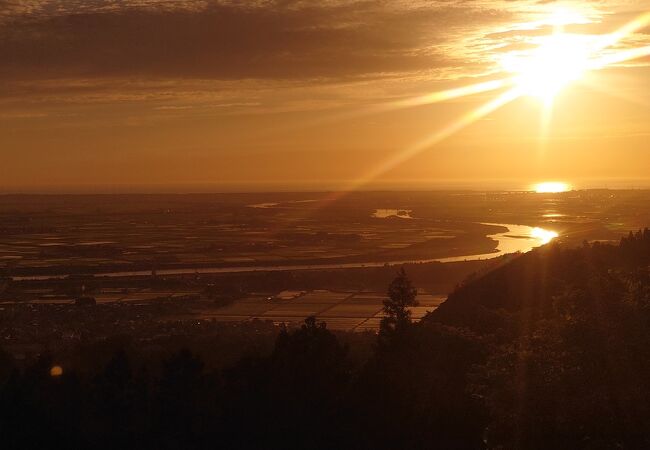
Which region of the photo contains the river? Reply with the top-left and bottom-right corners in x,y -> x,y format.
11,223 -> 557,281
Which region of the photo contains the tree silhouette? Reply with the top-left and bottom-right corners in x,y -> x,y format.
379,268 -> 418,343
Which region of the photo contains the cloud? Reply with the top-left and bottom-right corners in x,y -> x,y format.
0,0 -> 511,82
1,0 -> 647,114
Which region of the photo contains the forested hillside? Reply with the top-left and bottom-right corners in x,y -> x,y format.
429,229 -> 650,448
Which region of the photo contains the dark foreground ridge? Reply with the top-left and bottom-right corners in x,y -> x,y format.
2,230 -> 650,449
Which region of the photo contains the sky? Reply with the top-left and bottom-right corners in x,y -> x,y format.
1,0 -> 650,192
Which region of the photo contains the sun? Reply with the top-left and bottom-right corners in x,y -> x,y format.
501,33 -> 592,102
533,181 -> 571,193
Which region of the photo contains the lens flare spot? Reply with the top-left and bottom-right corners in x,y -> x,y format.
50,365 -> 63,377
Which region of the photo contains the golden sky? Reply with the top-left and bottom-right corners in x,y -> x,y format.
1,0 -> 649,192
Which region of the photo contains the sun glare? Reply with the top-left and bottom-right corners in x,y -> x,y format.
533,182 -> 571,193
501,33 -> 591,101
339,9 -> 650,190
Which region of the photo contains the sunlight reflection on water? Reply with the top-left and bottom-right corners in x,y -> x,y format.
531,227 -> 559,244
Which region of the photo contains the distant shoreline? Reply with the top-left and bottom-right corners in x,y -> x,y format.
2,183 -> 650,196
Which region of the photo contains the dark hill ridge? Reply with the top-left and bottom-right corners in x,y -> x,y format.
422,229 -> 650,448
427,229 -> 650,337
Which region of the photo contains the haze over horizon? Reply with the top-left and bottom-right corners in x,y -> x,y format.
2,1 -> 650,192
4,178 -> 650,195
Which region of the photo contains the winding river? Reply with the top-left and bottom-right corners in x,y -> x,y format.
11,223 -> 557,281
